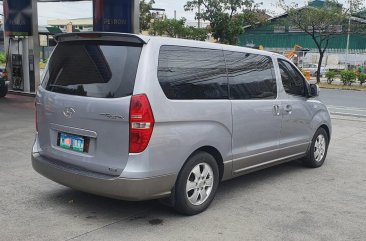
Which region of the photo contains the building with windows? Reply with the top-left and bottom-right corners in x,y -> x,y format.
48,18 -> 93,32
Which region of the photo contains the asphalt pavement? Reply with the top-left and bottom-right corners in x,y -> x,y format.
319,89 -> 366,118
1,94 -> 366,241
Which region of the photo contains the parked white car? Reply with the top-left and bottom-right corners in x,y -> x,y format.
302,63 -> 327,77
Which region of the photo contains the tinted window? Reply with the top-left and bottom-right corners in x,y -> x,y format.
43,41 -> 142,98
225,51 -> 277,100
278,59 -> 305,96
158,46 -> 228,99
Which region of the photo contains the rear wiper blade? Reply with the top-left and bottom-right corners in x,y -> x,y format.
48,84 -> 69,89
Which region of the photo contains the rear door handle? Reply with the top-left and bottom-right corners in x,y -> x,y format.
273,105 -> 280,116
284,104 -> 292,114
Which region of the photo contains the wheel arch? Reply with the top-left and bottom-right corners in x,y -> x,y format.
189,146 -> 224,182
319,124 -> 331,142
310,107 -> 332,142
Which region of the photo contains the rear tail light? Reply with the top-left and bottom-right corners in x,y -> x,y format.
129,94 -> 155,153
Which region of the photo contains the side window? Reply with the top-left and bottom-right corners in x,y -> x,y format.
225,51 -> 277,100
278,59 -> 305,96
157,45 -> 228,100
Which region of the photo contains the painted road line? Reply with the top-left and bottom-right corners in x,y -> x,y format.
330,111 -> 366,118
327,105 -> 366,118
327,105 -> 366,111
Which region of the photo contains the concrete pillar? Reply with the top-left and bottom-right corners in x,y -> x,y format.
66,22 -> 73,33
133,0 -> 139,34
31,0 -> 41,92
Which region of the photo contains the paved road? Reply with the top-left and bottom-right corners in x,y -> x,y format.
1,94 -> 366,241
319,89 -> 366,118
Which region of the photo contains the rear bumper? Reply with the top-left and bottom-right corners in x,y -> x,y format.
32,152 -> 176,201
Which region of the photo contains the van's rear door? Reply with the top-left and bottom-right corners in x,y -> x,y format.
36,35 -> 143,176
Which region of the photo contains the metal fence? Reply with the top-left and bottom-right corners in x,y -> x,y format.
267,48 -> 366,69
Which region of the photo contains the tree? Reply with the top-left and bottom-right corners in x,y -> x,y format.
0,53 -> 6,64
149,18 -> 185,37
140,0 -> 155,32
340,70 -> 357,85
278,0 -> 364,83
184,26 -> 209,41
184,0 -> 265,45
149,18 -> 208,41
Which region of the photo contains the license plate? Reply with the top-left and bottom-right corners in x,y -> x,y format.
59,133 -> 85,153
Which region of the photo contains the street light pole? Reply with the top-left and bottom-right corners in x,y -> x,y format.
345,0 -> 352,69
198,3 -> 201,28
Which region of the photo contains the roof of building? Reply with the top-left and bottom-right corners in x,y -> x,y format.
48,18 -> 93,26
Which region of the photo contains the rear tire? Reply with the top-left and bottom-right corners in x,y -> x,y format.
174,151 -> 219,215
0,85 -> 7,98
303,128 -> 329,168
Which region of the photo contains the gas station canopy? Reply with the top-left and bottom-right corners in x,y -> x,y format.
37,0 -> 90,1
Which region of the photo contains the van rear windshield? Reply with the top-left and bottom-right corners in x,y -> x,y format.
42,41 -> 142,98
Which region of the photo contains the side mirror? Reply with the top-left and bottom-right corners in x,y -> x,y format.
309,84 -> 319,97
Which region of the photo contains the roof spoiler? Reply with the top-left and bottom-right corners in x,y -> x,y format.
54,32 -> 147,45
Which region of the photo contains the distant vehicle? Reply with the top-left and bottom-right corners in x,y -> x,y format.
0,68 -> 9,98
302,63 -> 327,77
32,33 -> 332,215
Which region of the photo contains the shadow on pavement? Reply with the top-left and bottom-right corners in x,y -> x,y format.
37,159 -> 307,222
0,94 -> 35,110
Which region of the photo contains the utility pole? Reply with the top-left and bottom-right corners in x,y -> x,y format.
197,5 -> 201,28
198,1 -> 201,28
345,0 -> 352,69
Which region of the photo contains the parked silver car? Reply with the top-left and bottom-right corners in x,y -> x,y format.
32,33 -> 332,215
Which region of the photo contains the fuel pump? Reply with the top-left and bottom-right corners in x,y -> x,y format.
12,54 -> 23,91
10,39 -> 23,91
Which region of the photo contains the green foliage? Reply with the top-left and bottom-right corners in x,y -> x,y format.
140,0 -> 155,32
149,18 -> 185,37
325,70 -> 337,84
184,0 -> 265,45
358,73 -> 366,86
184,26 -> 209,41
0,53 -> 7,64
340,70 -> 357,86
149,18 -> 208,41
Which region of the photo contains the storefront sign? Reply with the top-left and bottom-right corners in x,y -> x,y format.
93,0 -> 133,33
3,0 -> 33,36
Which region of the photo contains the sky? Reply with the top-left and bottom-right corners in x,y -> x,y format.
0,0 -> 361,26
35,0 -> 293,25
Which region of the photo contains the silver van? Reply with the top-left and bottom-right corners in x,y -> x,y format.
32,33 -> 331,215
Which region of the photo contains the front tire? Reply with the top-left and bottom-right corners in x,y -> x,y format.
303,128 -> 329,168
174,151 -> 219,215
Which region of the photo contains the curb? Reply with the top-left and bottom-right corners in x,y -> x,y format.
8,90 -> 36,97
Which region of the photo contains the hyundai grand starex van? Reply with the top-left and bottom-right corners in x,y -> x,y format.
32,33 -> 331,215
